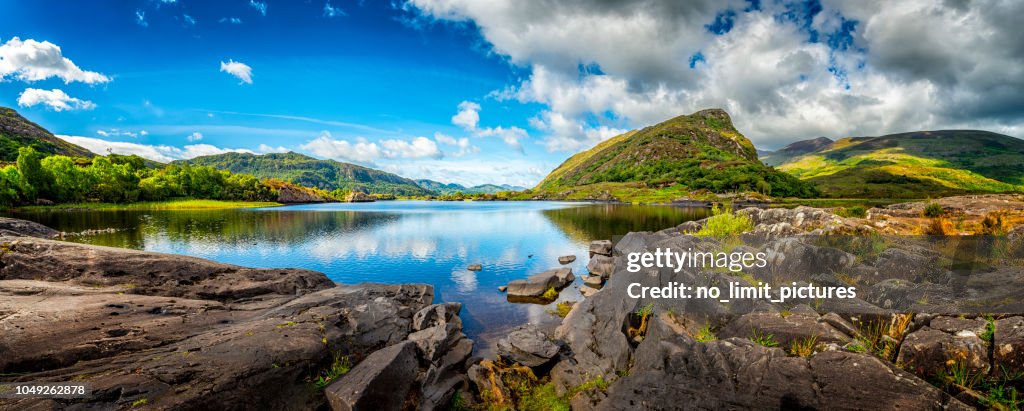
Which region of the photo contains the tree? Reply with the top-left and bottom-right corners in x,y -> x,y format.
0,166 -> 23,207
42,155 -> 93,203
16,146 -> 51,199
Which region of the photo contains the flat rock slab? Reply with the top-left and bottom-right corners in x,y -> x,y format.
589,240 -> 612,257
0,218 -> 59,239
325,341 -> 420,411
497,325 -> 560,367
558,255 -> 577,264
506,268 -> 574,299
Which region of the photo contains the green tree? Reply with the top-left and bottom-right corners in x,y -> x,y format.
0,165 -> 23,207
41,155 -> 93,202
16,146 -> 52,199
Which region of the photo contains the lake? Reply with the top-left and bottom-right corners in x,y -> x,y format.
5,201 -> 709,355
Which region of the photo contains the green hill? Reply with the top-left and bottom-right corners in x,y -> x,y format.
771,130 -> 1024,198
533,109 -> 817,201
0,107 -> 94,161
415,179 -> 525,195
179,152 -> 432,196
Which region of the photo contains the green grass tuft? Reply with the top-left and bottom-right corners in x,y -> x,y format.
694,205 -> 753,238
750,329 -> 779,347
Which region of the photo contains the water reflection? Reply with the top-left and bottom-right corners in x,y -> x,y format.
6,201 -> 708,354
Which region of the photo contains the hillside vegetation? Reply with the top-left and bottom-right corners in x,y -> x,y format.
532,109 -> 818,201
416,179 -> 525,195
179,152 -> 432,196
770,130 -> 1024,198
0,107 -> 94,161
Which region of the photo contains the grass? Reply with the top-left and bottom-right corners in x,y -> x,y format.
626,303 -> 655,341
131,398 -> 148,407
312,352 -> 351,389
789,335 -> 819,357
750,329 -> 779,347
17,198 -> 281,211
694,322 -> 716,343
694,205 -> 753,238
853,313 -> 913,361
568,375 -> 611,398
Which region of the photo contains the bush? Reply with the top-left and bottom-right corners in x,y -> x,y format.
838,205 -> 867,218
695,205 -> 754,238
923,202 -> 945,218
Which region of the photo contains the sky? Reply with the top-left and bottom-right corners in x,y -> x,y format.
1,0 -> 1022,187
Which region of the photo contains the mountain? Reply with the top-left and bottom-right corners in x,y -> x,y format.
533,109 -> 817,200
179,152 -> 432,196
760,136 -> 833,166
415,179 -> 527,195
0,107 -> 94,161
772,130 -> 1024,198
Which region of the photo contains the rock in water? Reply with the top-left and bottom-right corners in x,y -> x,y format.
497,325 -> 560,367
505,268 -> 574,299
558,255 -> 576,264
467,264 -> 482,271
345,191 -> 376,202
587,254 -> 615,279
582,275 -> 603,288
0,217 -> 59,239
589,240 -> 613,257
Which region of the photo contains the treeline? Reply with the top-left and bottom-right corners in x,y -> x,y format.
0,147 -> 285,207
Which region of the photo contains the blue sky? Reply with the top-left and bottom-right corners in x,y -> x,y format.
2,1 -> 1021,186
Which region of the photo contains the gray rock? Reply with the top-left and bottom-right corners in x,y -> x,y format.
467,264 -> 482,271
897,327 -> 989,379
498,285 -> 507,292
994,316 -> 1024,375
582,275 -> 603,288
718,312 -> 852,347
579,285 -> 600,297
558,255 -> 577,264
325,341 -> 420,411
506,268 -> 574,299
497,325 -> 560,367
0,218 -> 59,239
587,254 -> 615,279
589,240 -> 613,257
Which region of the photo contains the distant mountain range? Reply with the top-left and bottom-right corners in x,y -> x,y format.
533,109 -> 818,200
177,152 -> 433,196
415,179 -> 526,195
0,107 -> 94,161
761,130 -> 1024,198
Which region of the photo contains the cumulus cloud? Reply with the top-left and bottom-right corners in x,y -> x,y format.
300,131 -> 446,163
0,37 -> 110,84
450,100 -> 528,152
17,88 -> 96,111
407,0 -> 1024,150
434,132 -> 478,157
57,135 -> 254,163
220,17 -> 243,24
135,10 -> 148,27
258,144 -> 289,153
219,59 -> 253,84
383,158 -> 551,187
187,132 -> 203,142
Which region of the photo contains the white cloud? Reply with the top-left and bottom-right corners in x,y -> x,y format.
381,136 -> 443,159
219,59 -> 253,84
450,100 -> 528,152
300,131 -> 451,163
324,2 -> 345,17
407,0 -> 1024,150
135,10 -> 148,27
434,132 -> 478,157
383,158 -> 551,187
258,144 -> 289,153
300,131 -> 383,164
219,17 -> 243,24
0,37 -> 110,84
249,0 -> 267,16
187,132 -> 203,142
183,14 -> 197,26
17,88 -> 96,112
96,128 -> 146,138
57,135 -> 254,163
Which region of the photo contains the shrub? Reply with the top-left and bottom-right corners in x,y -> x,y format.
981,211 -> 1009,235
923,202 -> 945,218
838,205 -> 867,218
694,205 -> 754,238
694,322 -> 716,343
925,217 -> 956,236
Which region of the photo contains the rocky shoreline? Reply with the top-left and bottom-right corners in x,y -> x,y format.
0,218 -> 473,410
3,194 -> 1024,410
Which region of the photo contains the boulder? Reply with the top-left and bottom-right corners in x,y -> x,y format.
558,255 -> 577,264
467,264 -> 482,271
718,312 -> 852,347
587,254 -> 615,279
505,268 -> 574,299
896,326 -> 989,380
0,218 -> 59,239
579,285 -> 600,297
589,240 -> 612,257
496,325 -> 560,367
325,342 -> 420,411
994,316 -> 1024,375
582,275 -> 603,288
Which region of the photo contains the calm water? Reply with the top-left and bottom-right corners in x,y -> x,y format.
6,201 -> 708,354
